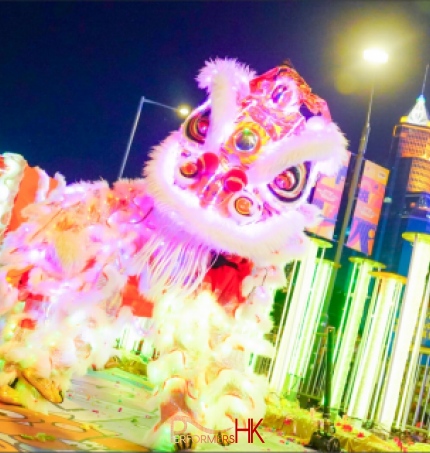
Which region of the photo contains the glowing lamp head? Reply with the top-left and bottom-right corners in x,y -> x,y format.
177,105 -> 191,117
363,48 -> 388,65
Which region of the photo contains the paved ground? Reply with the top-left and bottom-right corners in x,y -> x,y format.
0,369 -> 310,452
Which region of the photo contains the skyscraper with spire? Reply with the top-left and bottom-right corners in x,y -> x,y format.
374,67 -> 430,274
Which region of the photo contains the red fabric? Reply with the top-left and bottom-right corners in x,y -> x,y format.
121,276 -> 154,318
203,254 -> 253,306
3,163 -> 156,320
19,318 -> 37,329
5,266 -> 32,288
6,268 -> 48,330
7,166 -> 58,233
12,269 -> 44,330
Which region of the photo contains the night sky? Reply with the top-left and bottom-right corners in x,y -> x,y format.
1,1 -> 430,184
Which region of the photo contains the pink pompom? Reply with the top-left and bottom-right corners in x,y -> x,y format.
223,168 -> 247,192
197,152 -> 219,175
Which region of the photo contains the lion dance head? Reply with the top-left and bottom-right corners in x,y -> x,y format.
144,58 -> 347,266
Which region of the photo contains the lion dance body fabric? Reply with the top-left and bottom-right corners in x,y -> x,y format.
0,59 -> 347,450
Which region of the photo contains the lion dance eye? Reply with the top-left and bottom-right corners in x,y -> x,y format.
271,84 -> 288,104
267,162 -> 310,202
184,109 -> 210,144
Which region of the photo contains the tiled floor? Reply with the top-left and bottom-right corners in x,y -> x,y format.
0,369 -> 308,452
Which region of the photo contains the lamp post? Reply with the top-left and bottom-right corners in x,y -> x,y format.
323,47 -> 389,321
118,96 -> 190,179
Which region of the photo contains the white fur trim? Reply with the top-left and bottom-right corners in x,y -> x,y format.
196,58 -> 255,94
196,58 -> 255,152
34,167 -> 50,202
299,203 -> 323,228
144,133 -> 313,265
47,172 -> 67,202
247,121 -> 348,185
0,153 -> 26,239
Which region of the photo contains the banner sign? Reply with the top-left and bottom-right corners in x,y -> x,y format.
308,150 -> 351,240
346,160 -> 389,256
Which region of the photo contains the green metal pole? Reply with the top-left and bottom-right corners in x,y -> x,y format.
324,327 -> 335,421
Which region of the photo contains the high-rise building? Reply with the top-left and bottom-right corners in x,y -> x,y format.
373,95 -> 430,275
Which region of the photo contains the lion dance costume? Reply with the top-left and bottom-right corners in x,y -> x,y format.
0,59 -> 346,450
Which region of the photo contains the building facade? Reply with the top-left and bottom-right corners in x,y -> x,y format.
374,95 -> 430,275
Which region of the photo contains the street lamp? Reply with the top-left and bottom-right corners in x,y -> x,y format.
363,48 -> 389,65
118,96 -> 191,179
324,47 -> 389,322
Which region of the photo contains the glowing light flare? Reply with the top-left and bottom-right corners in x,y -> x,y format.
218,343 -> 233,356
334,71 -> 359,95
101,244 -> 112,254
363,48 -> 389,65
177,105 -> 191,118
306,116 -> 327,131
28,249 -> 46,262
241,379 -> 254,393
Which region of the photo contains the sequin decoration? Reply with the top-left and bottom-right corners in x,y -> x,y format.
222,122 -> 266,165
234,128 -> 258,152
